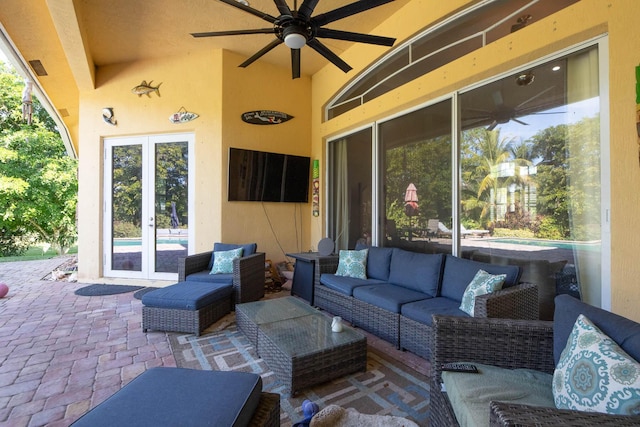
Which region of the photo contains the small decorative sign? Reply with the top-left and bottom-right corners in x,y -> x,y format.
169,107 -> 199,124
241,110 -> 293,125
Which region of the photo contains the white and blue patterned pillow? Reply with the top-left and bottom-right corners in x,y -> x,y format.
210,247 -> 243,274
335,249 -> 368,280
553,314 -> 640,415
458,269 -> 505,316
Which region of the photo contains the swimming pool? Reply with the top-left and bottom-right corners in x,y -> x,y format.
114,238 -> 188,246
489,238 -> 601,252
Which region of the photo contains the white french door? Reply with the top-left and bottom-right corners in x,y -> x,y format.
103,133 -> 194,280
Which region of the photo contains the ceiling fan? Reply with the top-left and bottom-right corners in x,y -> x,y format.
464,86 -> 560,131
191,0 -> 397,79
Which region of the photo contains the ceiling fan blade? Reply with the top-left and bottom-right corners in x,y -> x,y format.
515,86 -> 555,109
491,90 -> 504,107
312,0 -> 394,27
273,0 -> 293,16
307,39 -> 352,73
191,28 -> 276,38
217,0 -> 278,24
315,28 -> 395,46
297,0 -> 320,21
486,120 -> 498,131
239,39 -> 283,68
291,48 -> 301,79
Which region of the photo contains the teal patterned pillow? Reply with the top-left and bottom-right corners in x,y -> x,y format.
553,314 -> 640,415
458,269 -> 505,316
335,249 -> 368,280
210,247 -> 243,274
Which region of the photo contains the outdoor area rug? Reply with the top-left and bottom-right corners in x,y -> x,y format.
168,317 -> 430,426
74,284 -> 145,296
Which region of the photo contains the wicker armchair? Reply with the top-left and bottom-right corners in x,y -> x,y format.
430,315 -> 640,426
178,250 -> 266,304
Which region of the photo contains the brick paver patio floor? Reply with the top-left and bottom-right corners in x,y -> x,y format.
0,257 -> 176,427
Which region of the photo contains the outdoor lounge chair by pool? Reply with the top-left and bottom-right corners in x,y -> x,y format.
461,224 -> 490,237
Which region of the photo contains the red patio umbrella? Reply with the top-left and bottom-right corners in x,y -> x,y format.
404,183 -> 419,240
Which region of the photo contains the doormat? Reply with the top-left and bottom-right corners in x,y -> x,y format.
74,284 -> 145,296
133,287 -> 160,300
168,319 -> 430,427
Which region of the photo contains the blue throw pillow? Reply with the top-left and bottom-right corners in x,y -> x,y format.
553,314 -> 640,415
553,295 -> 640,366
210,247 -> 243,274
335,249 -> 368,279
459,269 -> 506,316
208,243 -> 257,270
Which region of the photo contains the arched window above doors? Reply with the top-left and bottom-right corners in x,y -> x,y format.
325,0 -> 578,121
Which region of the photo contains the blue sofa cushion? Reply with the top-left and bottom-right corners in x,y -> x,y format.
185,271 -> 234,285
387,249 -> 444,296
553,294 -> 640,366
353,284 -> 430,313
71,367 -> 263,427
355,243 -> 394,281
320,274 -> 386,296
440,255 -> 520,302
207,242 -> 257,270
401,297 -> 468,326
142,281 -> 232,310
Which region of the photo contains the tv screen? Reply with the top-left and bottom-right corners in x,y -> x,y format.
228,147 -> 311,203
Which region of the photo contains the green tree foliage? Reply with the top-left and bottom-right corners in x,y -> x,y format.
384,135 -> 451,230
529,116 -> 600,240
0,62 -> 78,255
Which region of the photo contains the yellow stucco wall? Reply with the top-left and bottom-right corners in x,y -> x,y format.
311,0 -> 640,321
77,49 -> 311,282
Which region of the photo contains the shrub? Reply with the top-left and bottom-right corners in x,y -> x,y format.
113,221 -> 141,238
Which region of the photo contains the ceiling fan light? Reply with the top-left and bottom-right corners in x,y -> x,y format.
284,33 -> 306,49
515,72 -> 535,86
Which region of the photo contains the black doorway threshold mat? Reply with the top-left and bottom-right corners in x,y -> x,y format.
133,287 -> 160,300
74,284 -> 145,296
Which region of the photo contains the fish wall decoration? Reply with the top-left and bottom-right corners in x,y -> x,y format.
241,110 -> 293,125
102,107 -> 117,125
132,80 -> 162,97
169,107 -> 199,124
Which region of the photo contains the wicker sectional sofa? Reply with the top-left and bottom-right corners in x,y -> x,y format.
314,245 -> 539,358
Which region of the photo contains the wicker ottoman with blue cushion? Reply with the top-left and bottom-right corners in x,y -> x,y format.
142,281 -> 233,336
71,367 -> 280,427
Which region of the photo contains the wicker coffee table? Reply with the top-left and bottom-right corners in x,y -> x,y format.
236,297 -> 367,396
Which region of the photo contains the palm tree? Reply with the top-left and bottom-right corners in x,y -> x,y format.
462,128 -> 532,224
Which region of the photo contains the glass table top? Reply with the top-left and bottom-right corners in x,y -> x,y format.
236,296 -> 317,325
258,314 -> 365,357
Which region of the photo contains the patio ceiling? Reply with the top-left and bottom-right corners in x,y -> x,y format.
0,0 -> 409,155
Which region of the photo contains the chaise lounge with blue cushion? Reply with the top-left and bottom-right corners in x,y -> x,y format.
142,243 -> 266,335
71,367 -> 280,427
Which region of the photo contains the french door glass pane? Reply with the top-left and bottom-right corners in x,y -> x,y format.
378,100 -> 452,254
111,145 -> 142,271
459,46 -> 601,318
329,129 -> 372,251
154,142 -> 189,273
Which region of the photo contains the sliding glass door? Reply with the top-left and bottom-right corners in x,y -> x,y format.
328,128 -> 373,251
327,41 -> 607,313
458,45 -> 602,318
378,100 -> 453,254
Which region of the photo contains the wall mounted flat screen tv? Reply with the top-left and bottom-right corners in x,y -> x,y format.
228,147 -> 311,203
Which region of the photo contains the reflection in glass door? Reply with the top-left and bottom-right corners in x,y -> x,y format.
104,134 -> 192,280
